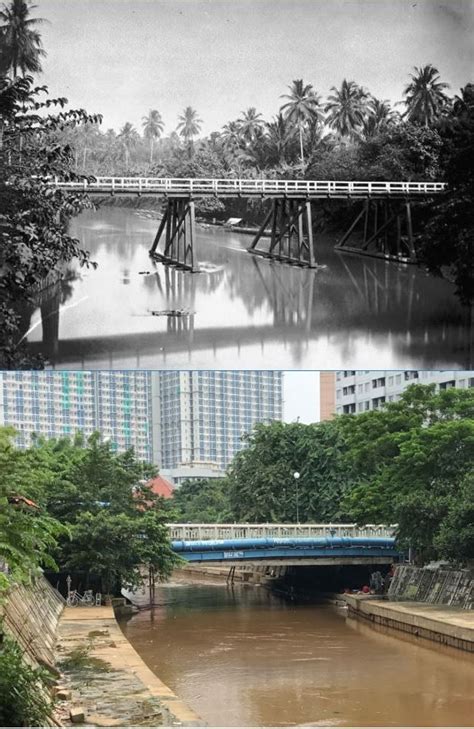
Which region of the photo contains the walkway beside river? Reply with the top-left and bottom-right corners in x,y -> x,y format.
54,606 -> 203,727
345,595 -> 474,652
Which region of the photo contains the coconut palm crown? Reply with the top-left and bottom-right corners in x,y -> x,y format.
177,106 -> 203,143
237,107 -> 265,145
325,79 -> 370,140
142,109 -> 164,164
403,64 -> 450,126
0,0 -> 46,77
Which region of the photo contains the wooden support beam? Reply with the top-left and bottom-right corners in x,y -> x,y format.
405,201 -> 416,262
363,199 -> 370,244
149,197 -> 200,272
248,198 -> 319,268
337,205 -> 367,248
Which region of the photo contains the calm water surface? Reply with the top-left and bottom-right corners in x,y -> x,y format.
120,582 -> 474,727
24,207 -> 472,369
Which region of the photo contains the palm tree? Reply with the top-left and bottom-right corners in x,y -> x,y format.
325,79 -> 370,140
142,109 -> 164,164
117,122 -> 139,169
237,107 -> 265,145
403,64 -> 450,126
221,120 -> 244,151
177,106 -> 202,156
78,122 -> 100,170
280,79 -> 323,166
361,98 -> 399,139
0,0 -> 46,78
265,113 -> 292,165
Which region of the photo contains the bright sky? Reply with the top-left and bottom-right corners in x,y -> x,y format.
37,0 -> 473,135
283,371 -> 320,423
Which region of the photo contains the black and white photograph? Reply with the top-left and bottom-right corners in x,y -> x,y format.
1,1 -> 473,728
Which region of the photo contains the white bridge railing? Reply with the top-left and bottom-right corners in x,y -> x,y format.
52,177 -> 446,196
168,523 -> 397,541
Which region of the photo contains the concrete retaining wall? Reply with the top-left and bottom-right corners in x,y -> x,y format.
1,574 -> 65,668
388,565 -> 473,608
345,595 -> 474,652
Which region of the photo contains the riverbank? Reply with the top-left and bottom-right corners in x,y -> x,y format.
54,606 -> 204,726
345,594 -> 474,652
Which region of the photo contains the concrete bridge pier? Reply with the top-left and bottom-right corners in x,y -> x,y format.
149,197 -> 200,272
248,198 -> 318,268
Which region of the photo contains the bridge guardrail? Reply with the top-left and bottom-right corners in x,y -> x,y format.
167,523 -> 397,542
51,177 -> 446,196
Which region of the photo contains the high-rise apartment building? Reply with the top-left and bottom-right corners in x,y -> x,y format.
0,370 -> 154,461
154,370 -> 283,482
335,370 -> 474,415
0,370 -> 283,480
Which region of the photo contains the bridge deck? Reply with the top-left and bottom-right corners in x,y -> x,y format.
168,523 -> 397,541
171,535 -> 399,564
53,177 -> 446,198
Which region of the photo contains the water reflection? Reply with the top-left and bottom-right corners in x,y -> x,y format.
120,581 -> 474,727
23,208 -> 472,369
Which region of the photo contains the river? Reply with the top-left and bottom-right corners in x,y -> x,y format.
120,580 -> 474,727
24,207 -> 472,369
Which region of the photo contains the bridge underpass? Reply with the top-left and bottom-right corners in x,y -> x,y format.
123,525 -> 400,605
52,177 -> 446,271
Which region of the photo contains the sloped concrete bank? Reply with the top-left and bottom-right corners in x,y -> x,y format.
1,575 -> 203,726
1,574 -> 64,670
55,606 -> 204,727
345,594 -> 474,652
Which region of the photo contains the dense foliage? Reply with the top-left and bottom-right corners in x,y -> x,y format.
0,429 -> 180,596
226,420 -> 348,522
418,83 -> 474,301
0,636 -> 53,727
0,73 -> 101,367
168,478 -> 231,523
168,385 -> 474,565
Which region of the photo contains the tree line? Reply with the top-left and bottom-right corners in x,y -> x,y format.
170,384 -> 474,566
2,384 -> 472,598
56,68 -> 452,177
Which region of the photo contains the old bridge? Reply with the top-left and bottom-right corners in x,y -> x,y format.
52,177 -> 446,272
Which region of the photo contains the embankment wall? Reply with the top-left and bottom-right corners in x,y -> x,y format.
388,564 -> 473,608
1,574 -> 65,669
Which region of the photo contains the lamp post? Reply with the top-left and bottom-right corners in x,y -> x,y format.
293,471 -> 301,524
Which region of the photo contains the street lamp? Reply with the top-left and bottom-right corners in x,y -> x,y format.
293,471 -> 301,524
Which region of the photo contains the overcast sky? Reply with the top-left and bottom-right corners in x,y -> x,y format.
37,0 -> 473,135
283,371 -> 320,423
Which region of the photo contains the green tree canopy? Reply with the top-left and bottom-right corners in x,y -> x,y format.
226,420 -> 349,523
168,478 -> 232,523
341,385 -> 474,563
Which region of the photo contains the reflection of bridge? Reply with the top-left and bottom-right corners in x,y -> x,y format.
169,524 -> 399,567
53,177 -> 446,271
27,250 -> 470,368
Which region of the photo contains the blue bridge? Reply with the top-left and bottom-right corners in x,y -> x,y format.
171,535 -> 399,566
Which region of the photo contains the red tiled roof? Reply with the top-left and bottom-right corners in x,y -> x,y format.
8,495 -> 39,509
147,475 -> 174,499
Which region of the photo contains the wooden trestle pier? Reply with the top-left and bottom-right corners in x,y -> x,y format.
52,177 -> 446,272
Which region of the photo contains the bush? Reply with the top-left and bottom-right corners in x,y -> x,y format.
0,634 -> 54,726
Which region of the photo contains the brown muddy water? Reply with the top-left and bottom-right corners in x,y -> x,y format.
119,581 -> 474,727
23,207 -> 472,369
